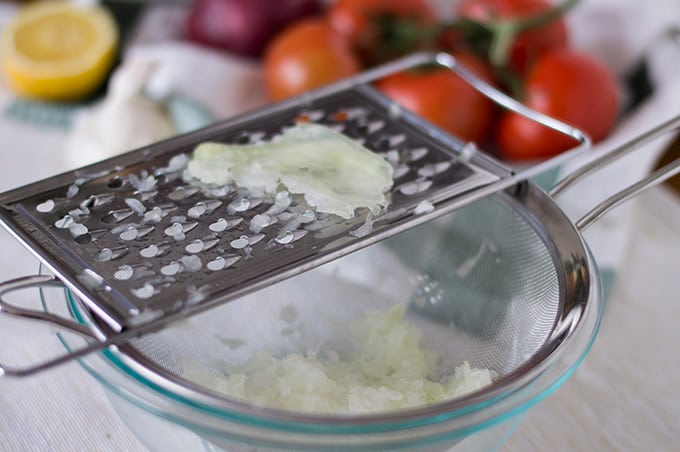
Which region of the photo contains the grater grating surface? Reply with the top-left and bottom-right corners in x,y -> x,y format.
0,86 -> 505,331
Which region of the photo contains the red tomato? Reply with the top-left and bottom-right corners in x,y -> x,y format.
327,0 -> 435,65
263,19 -> 361,101
376,53 -> 497,143
496,49 -> 619,160
328,0 -> 435,44
456,0 -> 569,74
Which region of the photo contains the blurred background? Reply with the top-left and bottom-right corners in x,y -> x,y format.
0,0 -> 678,176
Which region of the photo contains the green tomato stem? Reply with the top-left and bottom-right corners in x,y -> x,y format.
489,21 -> 517,68
487,0 -> 580,68
514,0 -> 580,33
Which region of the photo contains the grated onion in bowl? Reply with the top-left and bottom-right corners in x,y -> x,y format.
182,305 -> 496,415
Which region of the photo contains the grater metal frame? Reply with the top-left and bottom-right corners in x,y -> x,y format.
0,52 -> 589,376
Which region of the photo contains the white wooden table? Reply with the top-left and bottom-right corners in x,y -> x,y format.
506,185 -> 680,451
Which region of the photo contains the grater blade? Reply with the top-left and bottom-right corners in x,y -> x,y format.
0,53 -> 588,336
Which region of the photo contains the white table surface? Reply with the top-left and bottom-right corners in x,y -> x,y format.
505,184 -> 680,452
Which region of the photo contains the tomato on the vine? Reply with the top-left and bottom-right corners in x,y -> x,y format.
328,0 -> 435,43
263,19 -> 361,101
376,53 -> 497,143
496,49 -> 619,160
327,0 -> 435,66
456,0 -> 569,74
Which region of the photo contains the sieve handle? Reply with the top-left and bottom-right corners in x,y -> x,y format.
549,114 -> 680,230
0,274 -> 101,377
0,274 -> 178,377
432,52 -> 591,180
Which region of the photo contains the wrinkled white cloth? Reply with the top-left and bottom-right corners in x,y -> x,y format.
566,0 -> 680,77
555,0 -> 680,270
126,42 -> 267,121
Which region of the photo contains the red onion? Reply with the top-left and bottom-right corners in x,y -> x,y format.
187,0 -> 322,58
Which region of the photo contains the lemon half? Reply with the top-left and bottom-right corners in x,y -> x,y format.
1,1 -> 119,101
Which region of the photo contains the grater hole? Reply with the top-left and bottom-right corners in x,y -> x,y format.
375,133 -> 406,150
235,132 -> 251,144
80,196 -> 96,210
95,246 -> 129,262
107,177 -> 124,189
153,174 -> 169,186
393,164 -> 411,179
74,233 -> 92,244
140,243 -> 169,258
331,110 -> 349,122
101,210 -> 133,224
168,186 -> 200,201
36,199 -> 56,213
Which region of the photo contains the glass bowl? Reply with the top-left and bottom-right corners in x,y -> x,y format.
43,193 -> 604,452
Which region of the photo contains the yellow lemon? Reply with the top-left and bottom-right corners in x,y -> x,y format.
1,1 -> 119,101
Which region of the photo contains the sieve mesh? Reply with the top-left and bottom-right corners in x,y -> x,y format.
113,193 -> 562,399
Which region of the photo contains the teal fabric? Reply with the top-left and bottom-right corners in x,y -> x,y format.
165,95 -> 216,133
3,99 -> 78,129
2,92 -> 215,134
598,268 -> 616,303
530,165 -> 562,191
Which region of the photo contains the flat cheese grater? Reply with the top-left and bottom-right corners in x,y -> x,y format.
0,52 -> 588,375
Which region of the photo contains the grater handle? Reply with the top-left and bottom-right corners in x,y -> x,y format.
431,52 -> 592,183
315,52 -> 591,171
339,52 -> 592,180
0,274 -> 100,377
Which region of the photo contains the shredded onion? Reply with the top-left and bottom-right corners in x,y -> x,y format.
185,123 -> 394,219
183,305 -> 496,414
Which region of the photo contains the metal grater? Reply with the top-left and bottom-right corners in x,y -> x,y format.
0,53 -> 588,355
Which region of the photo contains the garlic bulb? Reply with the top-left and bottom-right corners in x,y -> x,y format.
65,58 -> 177,169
